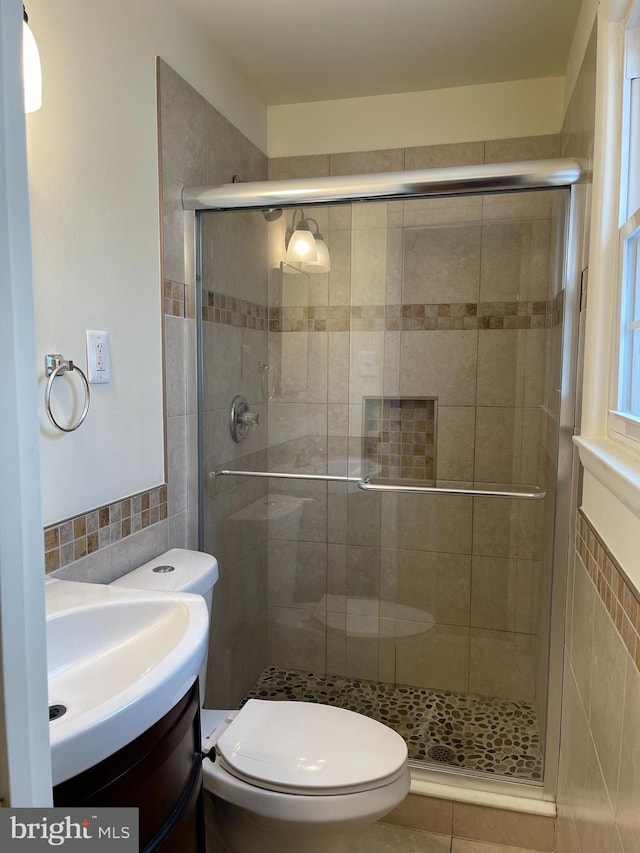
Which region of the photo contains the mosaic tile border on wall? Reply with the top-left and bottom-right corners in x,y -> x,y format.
164,279 -> 195,319
577,510 -> 640,671
245,667 -> 543,781
272,300 -> 553,332
43,485 -> 168,573
201,288 -> 268,330
193,290 -> 566,333
193,292 -> 562,333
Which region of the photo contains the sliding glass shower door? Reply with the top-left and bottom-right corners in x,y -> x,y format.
198,185 -> 569,784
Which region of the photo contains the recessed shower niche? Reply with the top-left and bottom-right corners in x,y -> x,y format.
362,397 -> 437,482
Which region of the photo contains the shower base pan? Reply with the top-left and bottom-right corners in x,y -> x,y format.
243,667 -> 543,782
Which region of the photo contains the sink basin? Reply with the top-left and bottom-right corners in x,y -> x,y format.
46,577 -> 209,786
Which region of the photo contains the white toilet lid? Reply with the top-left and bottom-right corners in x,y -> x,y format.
215,699 -> 408,795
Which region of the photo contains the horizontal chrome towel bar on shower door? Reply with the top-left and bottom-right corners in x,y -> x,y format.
210,469 -> 361,484
356,477 -> 546,500
209,469 -> 546,500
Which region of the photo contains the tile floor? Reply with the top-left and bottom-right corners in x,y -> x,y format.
349,826 -> 546,853
244,667 -> 543,781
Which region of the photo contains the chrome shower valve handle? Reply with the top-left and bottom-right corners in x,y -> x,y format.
229,395 -> 260,443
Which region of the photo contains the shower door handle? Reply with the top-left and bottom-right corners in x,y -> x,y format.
356,478 -> 545,500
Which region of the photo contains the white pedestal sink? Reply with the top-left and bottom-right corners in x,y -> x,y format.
46,577 -> 209,785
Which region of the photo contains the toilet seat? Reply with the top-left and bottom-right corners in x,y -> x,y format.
213,699 -> 407,796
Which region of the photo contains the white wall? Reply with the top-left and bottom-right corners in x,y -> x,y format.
267,76 -> 565,158
26,0 -> 267,526
0,0 -> 52,805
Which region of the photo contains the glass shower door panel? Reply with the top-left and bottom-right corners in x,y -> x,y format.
343,190 -> 566,780
262,204 -> 355,698
198,209 -> 271,709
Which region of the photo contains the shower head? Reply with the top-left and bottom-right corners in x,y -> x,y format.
262,208 -> 283,221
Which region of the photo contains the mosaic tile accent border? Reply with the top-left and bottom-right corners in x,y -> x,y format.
271,300 -> 552,333
163,280 -> 195,319
364,397 -> 436,480
577,510 -> 640,672
193,294 -> 563,333
244,667 -> 543,781
201,289 -> 268,330
43,485 -> 168,573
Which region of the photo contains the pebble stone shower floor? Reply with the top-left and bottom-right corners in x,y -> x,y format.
243,667 -> 543,781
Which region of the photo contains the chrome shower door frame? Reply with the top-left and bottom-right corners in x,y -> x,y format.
190,163 -> 585,806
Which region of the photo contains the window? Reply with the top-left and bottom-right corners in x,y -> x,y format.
610,25 -> 640,443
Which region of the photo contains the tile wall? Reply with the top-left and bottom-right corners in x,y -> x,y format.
556,512 -> 640,853
264,140 -> 564,708
547,21 -> 640,853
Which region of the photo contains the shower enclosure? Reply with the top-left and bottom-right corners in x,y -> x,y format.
192,162 -> 580,794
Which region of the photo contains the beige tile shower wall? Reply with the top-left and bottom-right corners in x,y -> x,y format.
556,513 -> 640,853
266,137 -> 560,703
159,66 -> 273,709
51,61 -> 271,711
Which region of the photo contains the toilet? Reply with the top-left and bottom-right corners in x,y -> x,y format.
111,548 -> 410,853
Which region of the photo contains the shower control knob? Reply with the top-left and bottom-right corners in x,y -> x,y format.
239,411 -> 260,429
229,395 -> 260,443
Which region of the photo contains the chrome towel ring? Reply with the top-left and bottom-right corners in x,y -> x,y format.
44,354 -> 90,433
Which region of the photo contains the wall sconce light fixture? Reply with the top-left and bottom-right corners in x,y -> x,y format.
285,210 -> 331,274
23,6 -> 42,113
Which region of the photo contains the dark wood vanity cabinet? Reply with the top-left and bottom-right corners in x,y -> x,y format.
53,680 -> 205,852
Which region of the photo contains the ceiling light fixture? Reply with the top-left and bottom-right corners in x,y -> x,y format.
23,6 -> 42,113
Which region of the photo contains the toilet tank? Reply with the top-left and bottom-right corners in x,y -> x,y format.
110,548 -> 218,706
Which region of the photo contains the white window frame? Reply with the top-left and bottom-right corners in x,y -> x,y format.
574,0 -> 640,592
609,21 -> 640,449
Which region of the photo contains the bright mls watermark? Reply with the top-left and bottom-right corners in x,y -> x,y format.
0,809 -> 138,851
